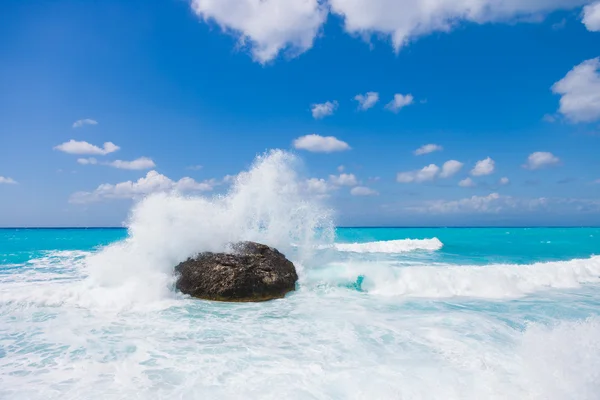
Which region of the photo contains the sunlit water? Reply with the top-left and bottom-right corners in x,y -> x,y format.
1,151 -> 600,399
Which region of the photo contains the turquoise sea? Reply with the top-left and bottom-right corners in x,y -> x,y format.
1,226 -> 599,399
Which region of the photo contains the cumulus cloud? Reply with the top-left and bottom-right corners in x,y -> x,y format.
459,177 -> 476,187
329,173 -> 358,186
552,57 -> 600,123
190,0 -> 327,63
329,0 -> 587,53
439,160 -> 463,178
293,134 -> 351,152
397,160 -> 463,183
305,178 -> 332,195
397,164 -> 440,183
524,152 -> 561,169
190,0 -> 587,63
354,92 -> 380,110
582,2 -> 600,31
311,101 -> 338,119
108,157 -> 156,170
471,157 -> 495,176
72,119 -> 98,128
69,171 -> 215,203
77,158 -> 98,165
351,186 -> 378,196
410,193 -> 505,214
500,177 -> 510,185
385,94 -> 414,112
0,176 -> 17,184
414,143 -> 443,156
54,140 -> 120,155
409,194 -> 600,214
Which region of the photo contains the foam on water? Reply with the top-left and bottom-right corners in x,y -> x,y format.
81,150 -> 334,309
316,255 -> 600,299
331,237 -> 443,253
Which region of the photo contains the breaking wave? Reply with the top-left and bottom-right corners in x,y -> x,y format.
331,238 -> 443,253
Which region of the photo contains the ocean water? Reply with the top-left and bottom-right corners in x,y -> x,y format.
1,151 -> 600,399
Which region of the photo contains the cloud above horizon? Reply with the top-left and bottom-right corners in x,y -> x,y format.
582,2 -> 600,31
524,152 -> 561,169
552,57 -> 600,123
69,170 -> 215,203
354,92 -> 380,110
414,144 -> 443,156
311,101 -> 338,119
54,140 -> 120,155
189,0 -> 590,63
471,157 -> 495,176
0,176 -> 17,185
385,94 -> 414,113
397,159 -> 463,183
293,134 -> 351,152
108,157 -> 157,170
72,119 -> 98,128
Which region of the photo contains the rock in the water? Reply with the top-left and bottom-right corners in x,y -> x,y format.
175,241 -> 298,302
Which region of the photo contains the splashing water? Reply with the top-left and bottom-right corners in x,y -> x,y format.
1,151 -> 600,399
84,150 -> 334,305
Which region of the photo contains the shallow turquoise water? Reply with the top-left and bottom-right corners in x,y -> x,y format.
1,227 -> 600,399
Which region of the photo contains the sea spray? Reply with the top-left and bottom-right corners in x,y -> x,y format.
84,150 -> 334,301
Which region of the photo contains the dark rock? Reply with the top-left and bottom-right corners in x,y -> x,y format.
175,241 -> 298,302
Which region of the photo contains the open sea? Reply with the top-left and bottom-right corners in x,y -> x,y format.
1,227 -> 599,399
1,152 -> 600,399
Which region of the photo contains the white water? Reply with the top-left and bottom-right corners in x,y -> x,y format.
1,150 -> 600,399
331,238 -> 443,253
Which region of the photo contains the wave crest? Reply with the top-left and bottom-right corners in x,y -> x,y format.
332,238 -> 443,253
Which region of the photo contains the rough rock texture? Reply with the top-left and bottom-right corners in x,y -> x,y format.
175,241 -> 298,302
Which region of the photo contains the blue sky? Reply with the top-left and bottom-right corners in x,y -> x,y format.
1,0 -> 599,227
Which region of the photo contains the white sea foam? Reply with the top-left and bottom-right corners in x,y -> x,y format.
332,237 -> 443,253
320,255 -> 600,299
80,150 -> 332,309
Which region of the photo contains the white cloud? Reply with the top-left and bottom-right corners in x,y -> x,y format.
0,176 -> 17,184
471,157 -> 495,176
397,164 -> 440,183
398,160 -> 462,183
354,92 -> 380,110
190,0 -> 327,63
187,165 -> 203,171
439,160 -> 463,178
409,194 -> 600,214
411,193 -> 505,214
459,177 -> 476,187
305,178 -> 331,195
583,2 -> 600,31
329,0 -> 587,53
311,101 -> 338,119
190,1 -> 587,63
54,140 -> 120,155
385,93 -> 414,112
552,57 -> 600,123
337,165 -> 345,172
351,186 -> 378,196
72,119 -> 98,128
69,170 -> 215,203
329,173 -> 358,186
414,144 -> 443,156
293,134 -> 351,153
77,158 -> 98,165
108,157 -> 156,170
524,152 -> 561,170
500,177 -> 510,185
